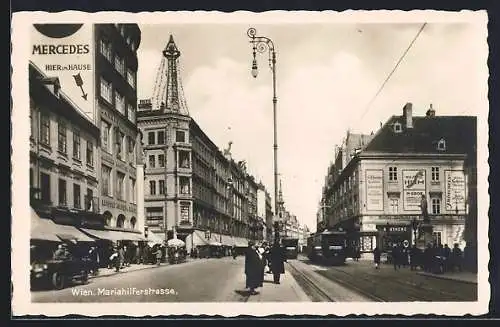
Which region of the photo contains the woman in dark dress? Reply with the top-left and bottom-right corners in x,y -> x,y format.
244,241 -> 261,294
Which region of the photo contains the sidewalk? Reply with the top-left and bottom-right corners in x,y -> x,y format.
91,257 -> 201,279
416,271 -> 477,284
222,262 -> 310,302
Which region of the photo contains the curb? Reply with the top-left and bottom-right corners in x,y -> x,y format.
416,272 -> 477,285
89,258 -> 202,280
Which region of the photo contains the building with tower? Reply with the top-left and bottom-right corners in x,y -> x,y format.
137,35 -> 269,251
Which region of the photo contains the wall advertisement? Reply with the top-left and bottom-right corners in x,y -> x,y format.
403,169 -> 426,211
30,24 -> 96,123
445,170 -> 466,212
365,169 -> 384,211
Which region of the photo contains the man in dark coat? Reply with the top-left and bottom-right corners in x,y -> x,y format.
270,242 -> 287,284
244,241 -> 261,294
373,246 -> 381,269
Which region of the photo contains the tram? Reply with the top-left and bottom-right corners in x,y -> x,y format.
282,237 -> 299,259
306,229 -> 348,265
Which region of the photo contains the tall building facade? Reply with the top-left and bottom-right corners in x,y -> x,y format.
137,35 -> 269,251
321,103 -> 477,259
94,24 -> 144,234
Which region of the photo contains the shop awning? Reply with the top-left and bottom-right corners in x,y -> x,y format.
31,208 -> 95,243
146,232 -> 165,246
80,228 -> 147,242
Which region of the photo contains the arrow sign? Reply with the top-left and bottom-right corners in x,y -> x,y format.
72,72 -> 88,100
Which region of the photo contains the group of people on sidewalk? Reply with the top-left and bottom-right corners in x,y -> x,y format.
244,240 -> 287,295
372,242 -> 465,274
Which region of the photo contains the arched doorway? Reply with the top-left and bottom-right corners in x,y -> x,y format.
130,217 -> 137,230
116,214 -> 125,228
103,211 -> 113,227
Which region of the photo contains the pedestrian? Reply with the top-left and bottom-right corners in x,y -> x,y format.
373,246 -> 381,269
232,246 -> 237,259
270,241 -> 286,284
244,241 -> 261,295
88,246 -> 100,276
451,243 -> 463,272
109,247 -> 120,272
154,246 -> 162,266
409,245 -> 418,271
392,244 -> 400,271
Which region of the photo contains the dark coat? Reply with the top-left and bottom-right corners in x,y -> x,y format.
244,247 -> 261,289
270,246 -> 286,274
373,248 -> 381,264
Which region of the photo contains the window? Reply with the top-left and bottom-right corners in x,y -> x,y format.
431,198 -> 441,214
150,180 -> 156,195
85,188 -> 94,211
149,155 -> 156,168
129,177 -> 136,203
157,131 -> 165,144
127,69 -> 136,89
148,132 -> 155,145
102,165 -> 112,196
128,137 -> 135,162
431,167 -> 440,181
99,38 -> 112,61
127,103 -> 135,123
432,231 -> 442,246
114,54 -> 125,76
159,180 -> 165,195
40,112 -> 50,145
73,183 -> 81,209
176,130 -> 186,143
393,122 -> 402,133
179,150 -> 190,168
437,139 -> 446,151
116,172 -> 125,200
58,122 -> 67,154
100,77 -> 112,103
389,167 -> 398,181
389,198 -> 398,214
73,131 -> 81,160
146,207 -> 163,224
86,141 -> 94,166
101,121 -> 112,153
30,99 -> 36,139
58,179 -> 67,206
117,131 -> 125,160
180,177 -> 190,194
40,173 -> 50,203
115,91 -> 125,115
159,154 -> 165,167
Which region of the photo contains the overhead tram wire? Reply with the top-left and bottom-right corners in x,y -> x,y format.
359,22 -> 427,122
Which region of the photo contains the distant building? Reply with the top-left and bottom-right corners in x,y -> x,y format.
321,103 -> 476,259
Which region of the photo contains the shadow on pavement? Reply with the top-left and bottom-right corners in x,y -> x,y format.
234,289 -> 259,296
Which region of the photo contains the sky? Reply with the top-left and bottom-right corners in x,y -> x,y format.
136,21 -> 487,232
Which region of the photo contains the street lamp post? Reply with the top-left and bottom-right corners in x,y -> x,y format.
411,217 -> 419,246
247,27 -> 280,244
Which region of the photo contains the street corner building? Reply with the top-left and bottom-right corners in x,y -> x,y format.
136,35 -> 271,256
319,103 -> 477,268
29,24 -> 148,269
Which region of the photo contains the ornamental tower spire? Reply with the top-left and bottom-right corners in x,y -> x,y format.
151,34 -> 189,115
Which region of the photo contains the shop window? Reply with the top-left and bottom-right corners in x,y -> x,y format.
389,166 -> 398,181
431,198 -> 441,214
431,167 -> 440,181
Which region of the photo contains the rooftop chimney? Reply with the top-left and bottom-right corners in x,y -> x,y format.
403,102 -> 413,129
426,103 -> 436,117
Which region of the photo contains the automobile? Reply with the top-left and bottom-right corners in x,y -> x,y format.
30,257 -> 92,290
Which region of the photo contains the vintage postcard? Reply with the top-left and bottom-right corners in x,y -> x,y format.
11,10 -> 489,317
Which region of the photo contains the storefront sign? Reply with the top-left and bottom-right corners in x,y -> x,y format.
31,24 -> 96,123
101,198 -> 137,214
403,169 -> 426,211
445,170 -> 466,212
365,170 -> 383,211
